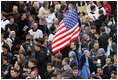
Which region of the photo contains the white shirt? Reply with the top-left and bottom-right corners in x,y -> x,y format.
45,13 -> 56,29
88,11 -> 98,22
1,19 -> 10,31
28,29 -> 43,39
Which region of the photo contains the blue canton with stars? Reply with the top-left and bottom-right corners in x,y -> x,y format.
63,7 -> 79,31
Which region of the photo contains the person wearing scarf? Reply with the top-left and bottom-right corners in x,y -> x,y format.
69,51 -> 78,68
79,50 -> 94,79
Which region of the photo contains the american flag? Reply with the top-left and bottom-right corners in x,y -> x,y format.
52,7 -> 80,53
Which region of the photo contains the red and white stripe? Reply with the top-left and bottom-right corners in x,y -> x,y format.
52,21 -> 80,53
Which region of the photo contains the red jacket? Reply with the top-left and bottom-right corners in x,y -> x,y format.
102,4 -> 111,16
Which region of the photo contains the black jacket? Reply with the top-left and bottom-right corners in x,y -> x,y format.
69,75 -> 82,79
98,33 -> 110,51
103,65 -> 116,78
44,70 -> 55,79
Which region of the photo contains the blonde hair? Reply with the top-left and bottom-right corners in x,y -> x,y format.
33,1 -> 39,8
83,15 -> 90,23
55,5 -> 60,12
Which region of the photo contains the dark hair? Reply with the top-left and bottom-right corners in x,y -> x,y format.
91,25 -> 96,29
2,12 -> 8,18
84,32 -> 91,36
11,68 -> 20,73
73,66 -> 79,70
97,66 -> 103,70
64,57 -> 70,64
16,61 -> 22,68
47,63 -> 52,67
43,33 -> 48,38
49,7 -> 54,13
111,71 -> 117,75
100,27 -> 105,32
2,57 -> 8,63
13,50 -> 19,55
109,14 -> 114,20
90,5 -> 95,10
29,58 -> 37,65
2,43 -> 10,51
30,15 -> 36,19
108,56 -> 114,64
1,32 -> 8,39
42,1 -> 48,8
39,38 -> 45,45
50,26 -> 56,32
59,4 -> 66,13
71,41 -> 77,46
99,9 -> 103,14
26,49 -> 32,56
35,43 -> 41,47
55,53 -> 62,60
8,16 -> 14,20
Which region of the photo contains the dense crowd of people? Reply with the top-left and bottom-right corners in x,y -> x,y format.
1,1 -> 117,79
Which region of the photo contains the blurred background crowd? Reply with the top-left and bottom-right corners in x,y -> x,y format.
1,1 -> 117,79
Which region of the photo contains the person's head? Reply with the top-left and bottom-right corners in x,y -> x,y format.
53,18 -> 59,25
103,1 -> 108,5
43,33 -> 48,41
99,9 -> 104,16
70,41 -> 77,50
107,56 -> 114,65
83,50 -> 90,57
21,13 -> 26,20
97,67 -> 103,75
28,58 -> 37,67
68,3 -> 74,10
96,1 -> 103,6
104,15 -> 109,22
29,15 -> 35,22
32,23 -> 38,30
9,16 -> 14,24
9,31 -> 16,38
93,41 -> 99,50
90,5 -> 96,11
35,43 -> 41,51
69,51 -> 76,60
51,54 -> 56,62
62,57 -> 70,66
59,4 -> 66,13
110,71 -> 117,79
56,72 -> 62,79
109,15 -> 114,21
26,34 -> 32,42
55,5 -> 60,12
1,12 -> 7,20
47,63 -> 53,73
98,48 -> 105,55
42,1 -> 49,9
91,25 -> 96,34
55,53 -> 62,62
2,44 -> 10,54
12,5 -> 18,13
50,26 -> 56,33
33,1 -> 39,9
2,57 -> 8,65
100,27 -> 105,34
10,68 -> 20,78
73,66 -> 79,77
83,32 -> 90,40
39,38 -> 47,46
14,61 -> 22,69
89,1 -> 94,5
49,7 -> 54,14
19,1 -> 24,5
30,71 -> 38,79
